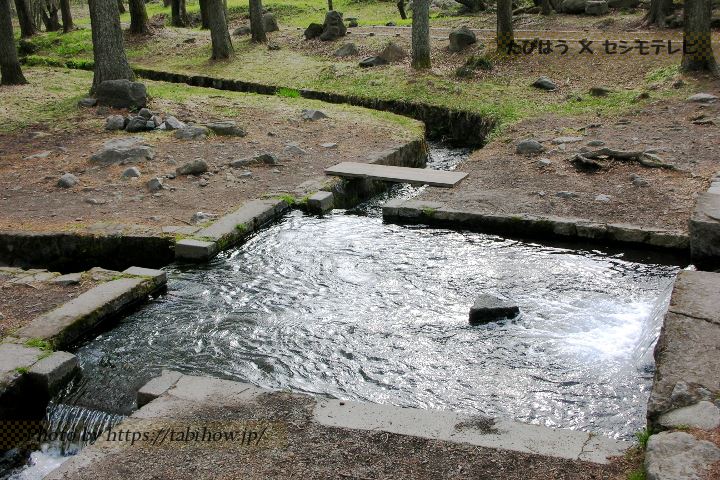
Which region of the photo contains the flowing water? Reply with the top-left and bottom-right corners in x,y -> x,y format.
8,144 -> 681,478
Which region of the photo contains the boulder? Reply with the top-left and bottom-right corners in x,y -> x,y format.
334,43 -> 358,57
206,121 -> 246,137
125,115 -> 153,133
284,143 -> 307,156
57,173 -> 79,188
379,42 -> 406,62
559,0 -> 588,13
320,11 -> 347,41
146,177 -> 163,192
658,401 -> 720,430
174,126 -> 209,140
229,153 -> 278,167
359,56 -> 388,68
176,159 -> 208,176
687,93 -> 718,103
138,108 -> 153,119
449,26 -> 477,52
262,13 -> 279,32
233,26 -> 251,36
516,139 -> 545,155
90,137 -> 155,164
105,115 -> 127,131
469,294 -> 520,325
305,23 -> 324,40
164,116 -> 186,130
645,432 -> 720,480
585,0 -> 609,14
95,79 -> 148,110
122,167 -> 141,179
301,109 -> 328,121
532,76 -> 557,91
77,98 -> 97,108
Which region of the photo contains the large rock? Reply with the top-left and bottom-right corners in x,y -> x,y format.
176,159 -> 208,176
206,121 -> 246,137
585,0 -> 609,14
263,13 -> 279,32
174,126 -> 209,140
532,76 -> 557,91
57,173 -> 79,188
359,56 -> 388,68
379,42 -> 407,62
659,401 -> 720,430
105,115 -> 127,131
125,115 -> 153,133
687,93 -> 718,103
559,0 -> 588,13
163,116 -> 186,130
304,23 -> 324,40
233,26 -> 251,36
320,11 -> 347,41
645,432 -> 720,480
90,137 -> 155,164
516,139 -> 545,155
334,43 -> 358,57
469,294 -> 520,325
95,79 -> 148,110
449,26 -> 477,52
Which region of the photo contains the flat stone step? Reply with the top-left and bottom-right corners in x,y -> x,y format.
325,162 -> 468,188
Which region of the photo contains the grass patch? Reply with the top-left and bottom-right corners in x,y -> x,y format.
277,87 -> 301,98
15,367 -> 30,375
635,428 -> 651,450
627,468 -> 646,480
25,338 -> 53,351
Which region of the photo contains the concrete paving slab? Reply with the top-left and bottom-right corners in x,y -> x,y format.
195,199 -> 289,244
174,238 -> 218,261
123,266 -> 167,286
0,343 -> 42,376
690,192 -> 720,269
325,162 -> 468,188
667,270 -> 720,325
136,369 -> 183,408
307,191 -> 334,214
28,350 -> 78,396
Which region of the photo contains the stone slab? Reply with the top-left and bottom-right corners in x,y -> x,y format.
28,350 -> 79,396
325,162 -> 468,188
690,192 -> 720,269
136,369 -> 183,408
195,199 -> 289,244
645,431 -> 720,480
0,343 -> 42,378
15,277 -> 153,349
659,401 -> 720,430
667,270 -> 720,325
307,191 -> 334,214
174,238 -> 218,261
123,266 -> 167,286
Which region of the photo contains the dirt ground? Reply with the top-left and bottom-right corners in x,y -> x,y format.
0,270 -> 96,339
48,389 -> 640,480
0,71 -> 421,234
418,91 -> 720,233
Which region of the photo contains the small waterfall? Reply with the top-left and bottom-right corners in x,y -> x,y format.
41,402 -> 125,456
632,279 -> 675,372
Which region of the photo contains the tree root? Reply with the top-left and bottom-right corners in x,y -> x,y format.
570,148 -> 678,172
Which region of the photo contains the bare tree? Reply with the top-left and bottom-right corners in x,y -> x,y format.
89,0 -> 134,92
681,0 -> 718,74
171,0 -> 189,26
198,0 -> 210,28
60,0 -> 74,32
411,0 -> 430,68
644,0 -> 673,26
496,0 -> 513,53
129,0 -> 149,33
14,0 -> 37,37
397,0 -> 407,19
1,0 -> 28,85
207,0 -> 233,59
249,0 -> 266,42
41,0 -> 62,31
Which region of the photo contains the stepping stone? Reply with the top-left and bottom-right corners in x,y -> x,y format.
324,162 -> 468,188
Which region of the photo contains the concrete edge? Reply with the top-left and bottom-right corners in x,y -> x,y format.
382,199 -> 689,251
689,172 -> 720,270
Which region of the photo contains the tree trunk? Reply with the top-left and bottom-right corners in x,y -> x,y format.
60,0 -> 74,32
0,0 -> 28,85
644,0 -> 673,26
198,0 -> 210,28
249,0 -> 266,42
540,0 -> 552,15
41,0 -> 62,31
497,0 -> 514,53
129,0 -> 149,33
207,0 -> 232,59
163,0 -> 170,6
14,0 -> 36,37
171,0 -> 189,26
328,0 -> 333,10
411,0 -> 430,69
89,0 -> 134,93
454,0 -> 486,12
117,0 -> 125,13
681,0 -> 718,74
397,0 -> 407,19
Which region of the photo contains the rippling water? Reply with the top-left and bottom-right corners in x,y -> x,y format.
62,144 -> 681,441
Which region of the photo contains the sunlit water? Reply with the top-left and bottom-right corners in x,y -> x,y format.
8,144 -> 681,479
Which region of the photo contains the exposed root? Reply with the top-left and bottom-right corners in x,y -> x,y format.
570,148 -> 678,172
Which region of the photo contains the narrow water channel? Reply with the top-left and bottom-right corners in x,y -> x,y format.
10,144 -> 681,478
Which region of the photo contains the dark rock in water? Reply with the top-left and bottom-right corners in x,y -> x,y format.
305,22 -> 324,40
449,26 -> 477,52
469,294 -> 520,325
320,11 -> 347,41
359,56 -> 388,68
96,79 -> 147,110
263,13 -> 279,32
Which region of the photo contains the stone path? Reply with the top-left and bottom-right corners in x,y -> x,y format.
325,162 -> 468,188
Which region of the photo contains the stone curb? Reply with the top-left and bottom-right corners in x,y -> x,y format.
689,171 -> 720,270
382,199 -> 689,251
13,267 -> 166,350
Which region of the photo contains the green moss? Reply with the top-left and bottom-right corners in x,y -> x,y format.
235,223 -> 249,233
421,207 -> 437,216
627,468 -> 646,480
635,428 -> 651,450
15,367 -> 29,375
277,87 -> 301,98
25,338 -> 53,351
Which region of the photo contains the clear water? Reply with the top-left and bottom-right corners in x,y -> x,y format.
62,144 -> 679,441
